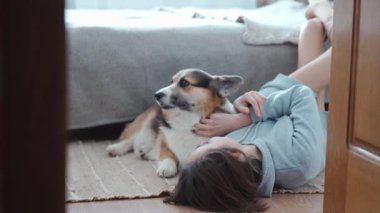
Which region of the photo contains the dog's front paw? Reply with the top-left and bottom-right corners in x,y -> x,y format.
134,139 -> 155,160
106,141 -> 132,157
157,158 -> 178,178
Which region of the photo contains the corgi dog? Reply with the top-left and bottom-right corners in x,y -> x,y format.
106,68 -> 243,178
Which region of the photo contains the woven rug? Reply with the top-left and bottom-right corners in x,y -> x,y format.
66,141 -> 324,202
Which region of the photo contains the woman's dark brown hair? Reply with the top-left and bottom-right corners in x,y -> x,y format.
164,147 -> 267,212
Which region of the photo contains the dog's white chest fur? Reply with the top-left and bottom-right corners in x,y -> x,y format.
161,109 -> 207,167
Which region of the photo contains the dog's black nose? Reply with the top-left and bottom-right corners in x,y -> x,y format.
154,92 -> 165,101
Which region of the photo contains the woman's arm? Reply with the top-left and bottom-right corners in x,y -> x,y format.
193,113 -> 252,137
193,90 -> 266,137
262,82 -> 325,148
234,91 -> 266,119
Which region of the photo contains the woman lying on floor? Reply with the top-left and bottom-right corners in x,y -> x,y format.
164,1 -> 334,212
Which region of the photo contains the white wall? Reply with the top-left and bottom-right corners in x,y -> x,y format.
66,0 -> 257,9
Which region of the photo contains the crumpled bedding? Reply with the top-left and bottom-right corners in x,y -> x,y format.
154,1 -> 308,45
241,1 -> 307,45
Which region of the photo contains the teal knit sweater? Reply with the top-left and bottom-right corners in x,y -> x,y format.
227,74 -> 328,197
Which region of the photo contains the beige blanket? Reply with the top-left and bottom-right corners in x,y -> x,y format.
66,141 -> 324,202
241,1 -> 308,45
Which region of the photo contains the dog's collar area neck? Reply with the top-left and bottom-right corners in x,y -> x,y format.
176,104 -> 191,111
162,106 -> 192,112
161,105 -> 174,110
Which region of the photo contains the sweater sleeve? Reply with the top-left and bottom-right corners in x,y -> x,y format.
259,74 -> 324,149
263,85 -> 322,146
261,83 -> 326,186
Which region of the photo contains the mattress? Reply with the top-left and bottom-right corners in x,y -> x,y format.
66,9 -> 298,129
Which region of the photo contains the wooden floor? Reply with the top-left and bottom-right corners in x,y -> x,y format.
67,194 -> 323,213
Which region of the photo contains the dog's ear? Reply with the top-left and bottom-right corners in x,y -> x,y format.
210,75 -> 244,97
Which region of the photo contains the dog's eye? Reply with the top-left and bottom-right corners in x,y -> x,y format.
179,79 -> 190,88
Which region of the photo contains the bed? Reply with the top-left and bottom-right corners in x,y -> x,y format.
66,1 -> 307,130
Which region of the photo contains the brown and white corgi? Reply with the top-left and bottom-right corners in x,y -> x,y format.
106,68 -> 243,178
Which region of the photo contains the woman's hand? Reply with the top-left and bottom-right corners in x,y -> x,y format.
193,113 -> 252,137
233,91 -> 266,119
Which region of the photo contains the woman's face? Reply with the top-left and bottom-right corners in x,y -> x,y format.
188,137 -> 243,163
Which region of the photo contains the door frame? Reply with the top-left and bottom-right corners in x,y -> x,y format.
323,0 -> 358,212
1,0 -> 66,212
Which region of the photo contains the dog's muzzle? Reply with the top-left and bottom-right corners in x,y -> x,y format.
154,92 -> 191,111
154,92 -> 173,109
154,92 -> 165,101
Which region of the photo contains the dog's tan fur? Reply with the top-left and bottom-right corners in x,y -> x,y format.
119,106 -> 159,142
158,132 -> 177,162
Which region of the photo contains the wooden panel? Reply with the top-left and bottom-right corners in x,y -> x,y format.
325,0 -> 380,212
346,150 -> 380,213
2,0 -> 66,213
323,0 -> 355,212
353,0 -> 380,150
